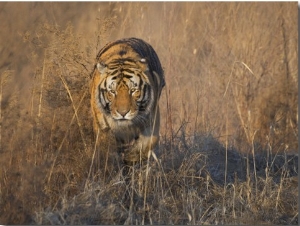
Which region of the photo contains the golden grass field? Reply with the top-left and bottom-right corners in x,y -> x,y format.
0,2 -> 298,224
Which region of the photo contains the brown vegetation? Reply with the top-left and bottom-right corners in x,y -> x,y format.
0,2 -> 298,225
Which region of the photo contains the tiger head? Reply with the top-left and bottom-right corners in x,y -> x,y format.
95,58 -> 151,123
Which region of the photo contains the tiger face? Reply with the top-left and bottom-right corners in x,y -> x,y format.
90,38 -> 165,164
96,58 -> 149,122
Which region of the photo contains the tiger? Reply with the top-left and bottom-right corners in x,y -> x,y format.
90,37 -> 165,165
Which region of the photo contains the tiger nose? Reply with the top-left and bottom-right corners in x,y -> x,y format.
117,108 -> 130,117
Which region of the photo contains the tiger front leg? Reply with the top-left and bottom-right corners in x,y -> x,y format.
122,133 -> 159,164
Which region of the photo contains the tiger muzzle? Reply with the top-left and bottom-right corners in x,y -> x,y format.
116,106 -> 130,117
114,84 -> 131,118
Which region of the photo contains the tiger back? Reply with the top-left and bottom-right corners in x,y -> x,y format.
90,37 -> 165,164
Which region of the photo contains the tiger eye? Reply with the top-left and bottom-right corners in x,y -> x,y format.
133,90 -> 140,97
107,90 -> 115,100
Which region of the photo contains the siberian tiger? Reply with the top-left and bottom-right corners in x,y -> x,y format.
90,37 -> 165,164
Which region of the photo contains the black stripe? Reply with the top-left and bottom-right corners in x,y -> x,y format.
123,75 -> 133,79
137,85 -> 149,111
123,69 -> 135,74
110,70 -> 119,76
137,74 -> 143,89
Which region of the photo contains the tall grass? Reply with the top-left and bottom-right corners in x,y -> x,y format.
0,2 -> 298,225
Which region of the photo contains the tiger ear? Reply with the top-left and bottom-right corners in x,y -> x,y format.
97,62 -> 106,74
136,58 -> 150,84
137,58 -> 149,72
140,58 -> 147,63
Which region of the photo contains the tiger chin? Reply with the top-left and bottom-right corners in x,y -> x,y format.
90,37 -> 165,165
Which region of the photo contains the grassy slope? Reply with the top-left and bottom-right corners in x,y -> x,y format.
0,2 -> 298,225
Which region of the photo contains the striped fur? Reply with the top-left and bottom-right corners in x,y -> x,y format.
90,38 -> 165,164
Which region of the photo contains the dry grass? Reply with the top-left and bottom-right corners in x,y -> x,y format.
0,2 -> 298,225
